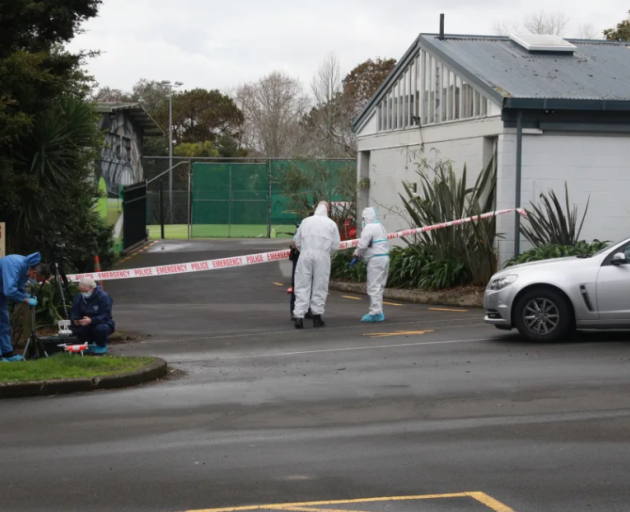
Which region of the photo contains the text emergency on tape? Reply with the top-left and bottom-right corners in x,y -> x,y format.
68,208 -> 526,282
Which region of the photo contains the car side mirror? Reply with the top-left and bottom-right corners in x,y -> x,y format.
611,252 -> 628,266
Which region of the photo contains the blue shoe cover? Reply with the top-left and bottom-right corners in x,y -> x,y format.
92,345 -> 108,355
1,355 -> 25,362
361,313 -> 385,323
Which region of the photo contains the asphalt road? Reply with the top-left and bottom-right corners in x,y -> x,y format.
2,240 -> 630,512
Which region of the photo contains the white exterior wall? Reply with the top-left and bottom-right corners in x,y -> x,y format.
496,132 -> 630,265
357,117 -> 503,238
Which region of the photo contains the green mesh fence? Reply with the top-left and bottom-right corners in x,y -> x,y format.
269,160 -> 354,228
190,159 -> 355,238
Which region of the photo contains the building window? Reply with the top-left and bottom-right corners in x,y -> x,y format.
373,48 -> 494,132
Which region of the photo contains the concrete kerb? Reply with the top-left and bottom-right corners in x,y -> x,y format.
0,357 -> 167,399
329,280 -> 484,308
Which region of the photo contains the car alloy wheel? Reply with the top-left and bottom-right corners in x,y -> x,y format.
523,298 -> 560,335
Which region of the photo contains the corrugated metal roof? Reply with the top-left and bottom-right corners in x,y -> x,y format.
95,102 -> 163,137
422,35 -> 630,101
353,34 -> 630,131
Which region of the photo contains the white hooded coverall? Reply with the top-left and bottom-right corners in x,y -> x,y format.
354,207 -> 389,316
293,204 -> 341,318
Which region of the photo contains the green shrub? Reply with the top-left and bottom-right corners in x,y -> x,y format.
505,240 -> 608,267
521,183 -> 589,247
331,249 -> 366,282
400,151 -> 498,286
387,245 -> 430,288
387,245 -> 469,290
331,244 -> 470,291
31,279 -> 80,326
416,256 -> 469,290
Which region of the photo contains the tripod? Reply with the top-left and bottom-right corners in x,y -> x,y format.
19,237 -> 74,358
23,306 -> 48,360
49,238 -> 74,321
52,261 -> 73,318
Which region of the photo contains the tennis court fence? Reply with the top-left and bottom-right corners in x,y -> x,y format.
143,157 -> 355,239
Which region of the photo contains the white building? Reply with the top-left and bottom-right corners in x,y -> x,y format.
354,33 -> 630,265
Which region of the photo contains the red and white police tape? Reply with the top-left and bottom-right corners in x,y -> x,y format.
67,208 -> 526,283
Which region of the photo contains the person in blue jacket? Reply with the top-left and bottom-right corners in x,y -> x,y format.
71,277 -> 115,355
0,252 -> 51,362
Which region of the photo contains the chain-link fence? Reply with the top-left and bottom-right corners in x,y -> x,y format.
144,157 -> 192,239
143,157 -> 356,239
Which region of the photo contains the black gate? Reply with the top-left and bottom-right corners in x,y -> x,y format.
122,181 -> 148,253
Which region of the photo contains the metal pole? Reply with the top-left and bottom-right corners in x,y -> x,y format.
514,110 -> 523,257
168,88 -> 174,225
159,179 -> 165,240
228,165 -> 232,238
267,159 -> 272,238
187,159 -> 192,240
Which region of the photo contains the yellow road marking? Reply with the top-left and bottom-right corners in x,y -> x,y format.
364,330 -> 434,338
115,241 -> 159,268
468,492 -> 519,512
383,301 -> 403,306
429,307 -> 469,313
273,282 -> 284,287
279,507 -> 374,512
342,295 -> 362,301
184,491 -> 517,512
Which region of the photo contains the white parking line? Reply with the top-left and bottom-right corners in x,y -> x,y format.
213,337 -> 493,361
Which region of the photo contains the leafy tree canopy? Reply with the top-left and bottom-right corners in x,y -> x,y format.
342,58 -> 397,115
0,0 -> 113,268
95,80 -> 247,157
604,10 -> 630,41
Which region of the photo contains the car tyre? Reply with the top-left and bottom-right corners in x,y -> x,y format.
513,288 -> 574,342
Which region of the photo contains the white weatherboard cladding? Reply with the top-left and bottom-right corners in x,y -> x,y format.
367,48 -> 499,136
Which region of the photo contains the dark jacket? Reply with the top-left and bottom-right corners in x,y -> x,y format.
0,252 -> 41,302
71,285 -> 115,331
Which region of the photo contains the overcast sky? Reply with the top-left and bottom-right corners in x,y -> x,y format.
68,0 -> 628,94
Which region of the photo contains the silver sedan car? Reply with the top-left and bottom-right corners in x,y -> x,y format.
484,238 -> 630,341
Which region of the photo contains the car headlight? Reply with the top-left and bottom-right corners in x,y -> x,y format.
487,274 -> 518,291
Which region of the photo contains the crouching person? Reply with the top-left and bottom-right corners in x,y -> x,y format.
71,278 -> 115,355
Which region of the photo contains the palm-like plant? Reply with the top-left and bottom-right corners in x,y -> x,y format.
400,151 -> 498,286
11,96 -> 100,232
521,183 -> 589,247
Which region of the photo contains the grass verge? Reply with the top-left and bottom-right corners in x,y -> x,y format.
0,354 -> 154,383
147,224 -> 295,239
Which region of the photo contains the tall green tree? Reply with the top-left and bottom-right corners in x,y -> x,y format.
169,89 -> 243,144
604,11 -> 630,40
95,80 -> 247,157
300,55 -> 397,158
0,0 -> 114,269
0,0 -> 100,147
342,58 -> 397,116
173,141 -> 219,158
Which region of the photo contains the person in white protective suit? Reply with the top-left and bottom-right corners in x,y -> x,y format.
353,207 -> 389,323
293,201 -> 341,329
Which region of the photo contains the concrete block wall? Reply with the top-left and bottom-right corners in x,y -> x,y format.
356,117 -> 503,239
496,132 -> 630,266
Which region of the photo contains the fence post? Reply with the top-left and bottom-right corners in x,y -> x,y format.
188,159 -> 192,240
159,179 -> 165,240
228,164 -> 232,238
267,159 -> 272,238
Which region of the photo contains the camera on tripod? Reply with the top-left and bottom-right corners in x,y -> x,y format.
22,233 -> 78,359
47,233 -> 73,336
50,234 -> 65,263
